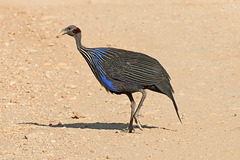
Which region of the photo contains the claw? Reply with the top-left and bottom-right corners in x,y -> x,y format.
134,116 -> 143,131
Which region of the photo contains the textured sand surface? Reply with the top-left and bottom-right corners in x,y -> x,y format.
0,0 -> 240,159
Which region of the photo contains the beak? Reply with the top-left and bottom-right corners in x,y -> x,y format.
60,28 -> 67,35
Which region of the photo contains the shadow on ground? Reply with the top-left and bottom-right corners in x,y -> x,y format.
19,122 -> 159,131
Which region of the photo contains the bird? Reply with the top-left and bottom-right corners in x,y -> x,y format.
61,25 -> 182,133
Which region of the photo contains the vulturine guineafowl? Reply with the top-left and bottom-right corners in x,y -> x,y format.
61,25 -> 181,133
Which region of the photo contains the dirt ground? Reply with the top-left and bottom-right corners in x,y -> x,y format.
0,0 -> 240,159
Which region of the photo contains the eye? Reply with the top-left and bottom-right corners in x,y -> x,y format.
68,27 -> 71,30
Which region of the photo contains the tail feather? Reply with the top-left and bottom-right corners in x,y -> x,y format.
155,81 -> 182,123
170,94 -> 182,123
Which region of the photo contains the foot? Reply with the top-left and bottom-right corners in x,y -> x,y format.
134,113 -> 144,131
128,124 -> 134,133
134,116 -> 143,131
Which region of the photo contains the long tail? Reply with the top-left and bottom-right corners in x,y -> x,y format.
155,80 -> 182,123
169,94 -> 182,123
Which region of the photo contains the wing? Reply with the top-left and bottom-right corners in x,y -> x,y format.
102,48 -> 171,86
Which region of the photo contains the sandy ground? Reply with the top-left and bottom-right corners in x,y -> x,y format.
0,0 -> 240,159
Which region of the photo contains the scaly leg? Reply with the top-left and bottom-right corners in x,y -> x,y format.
127,93 -> 136,133
133,89 -> 147,131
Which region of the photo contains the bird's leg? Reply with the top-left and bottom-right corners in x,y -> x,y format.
134,115 -> 143,131
133,89 -> 147,131
127,93 -> 136,133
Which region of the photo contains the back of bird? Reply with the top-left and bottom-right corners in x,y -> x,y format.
102,48 -> 171,86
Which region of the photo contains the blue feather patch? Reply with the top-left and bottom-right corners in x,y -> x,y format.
91,48 -> 110,57
101,75 -> 118,92
94,48 -> 108,53
89,49 -> 118,92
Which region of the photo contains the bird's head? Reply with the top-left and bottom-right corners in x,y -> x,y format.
61,25 -> 81,37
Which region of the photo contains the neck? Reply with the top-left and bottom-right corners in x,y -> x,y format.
74,33 -> 83,48
74,33 -> 89,61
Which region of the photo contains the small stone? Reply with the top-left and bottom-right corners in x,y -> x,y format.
51,140 -> 56,143
57,122 -> 63,126
61,95 -> 67,98
75,70 -> 80,74
72,111 -> 86,119
49,120 -> 59,126
45,72 -> 51,78
67,84 -> 77,89
28,49 -> 37,53
87,93 -> 93,96
9,81 -> 17,86
10,99 -> 17,103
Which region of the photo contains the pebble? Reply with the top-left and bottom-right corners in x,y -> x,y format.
51,140 -> 56,143
87,92 -> 93,96
28,49 -> 37,53
9,81 -> 17,86
67,84 -> 77,89
61,95 -> 67,98
72,111 -> 86,119
75,70 -> 80,74
10,99 -> 17,103
45,71 -> 51,78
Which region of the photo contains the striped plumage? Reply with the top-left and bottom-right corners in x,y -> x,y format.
61,25 -> 181,133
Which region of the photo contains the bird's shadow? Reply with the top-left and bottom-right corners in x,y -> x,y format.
19,122 -> 159,131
